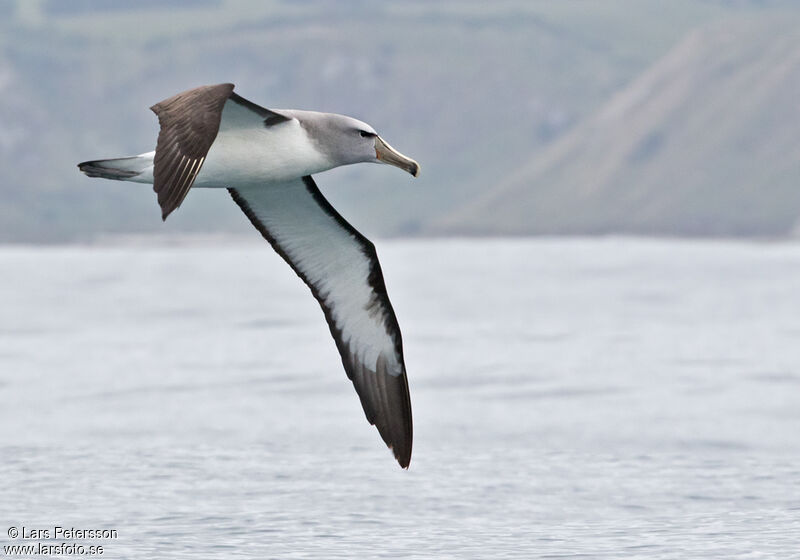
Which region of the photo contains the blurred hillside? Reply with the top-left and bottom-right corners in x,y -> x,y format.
0,0 -> 797,241
437,14 -> 800,236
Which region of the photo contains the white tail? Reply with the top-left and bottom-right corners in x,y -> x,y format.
78,152 -> 154,183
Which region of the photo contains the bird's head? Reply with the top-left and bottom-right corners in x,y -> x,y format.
301,112 -> 420,177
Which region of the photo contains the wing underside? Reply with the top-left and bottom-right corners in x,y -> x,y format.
228,177 -> 413,468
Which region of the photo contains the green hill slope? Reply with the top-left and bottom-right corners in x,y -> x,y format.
436,15 -> 800,236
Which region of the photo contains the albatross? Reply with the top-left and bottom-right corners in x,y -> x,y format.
78,83 -> 419,468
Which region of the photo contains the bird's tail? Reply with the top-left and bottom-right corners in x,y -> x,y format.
78,152 -> 154,182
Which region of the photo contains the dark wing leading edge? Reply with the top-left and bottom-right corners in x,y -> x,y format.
229,178 -> 413,468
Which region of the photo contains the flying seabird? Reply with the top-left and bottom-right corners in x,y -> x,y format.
78,83 -> 419,468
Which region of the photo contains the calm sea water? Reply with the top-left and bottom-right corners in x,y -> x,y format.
1,238 -> 799,559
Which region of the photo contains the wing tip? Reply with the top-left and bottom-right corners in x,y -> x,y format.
366,411 -> 412,469
356,355 -> 413,470
394,446 -> 412,469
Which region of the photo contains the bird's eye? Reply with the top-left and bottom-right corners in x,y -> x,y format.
359,130 -> 373,138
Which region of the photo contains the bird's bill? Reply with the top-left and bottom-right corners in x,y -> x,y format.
375,136 -> 420,177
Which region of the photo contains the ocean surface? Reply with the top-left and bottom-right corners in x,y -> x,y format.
1,238 -> 799,559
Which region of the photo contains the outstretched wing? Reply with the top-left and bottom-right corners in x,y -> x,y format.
229,177 -> 413,468
149,83 -> 290,219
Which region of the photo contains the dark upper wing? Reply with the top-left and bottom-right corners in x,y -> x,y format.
229,177 -> 413,468
150,83 -> 234,220
149,84 -> 292,220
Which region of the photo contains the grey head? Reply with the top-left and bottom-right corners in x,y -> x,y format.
288,110 -> 420,177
